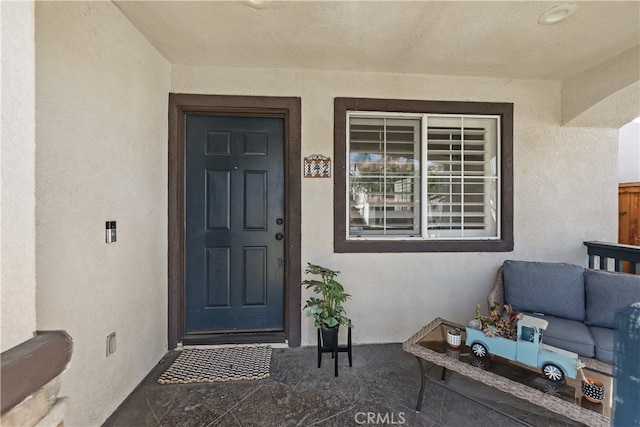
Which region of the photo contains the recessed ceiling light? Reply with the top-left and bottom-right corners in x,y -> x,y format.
247,0 -> 270,9
538,3 -> 578,25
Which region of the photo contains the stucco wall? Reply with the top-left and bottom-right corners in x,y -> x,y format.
172,65 -> 618,346
562,45 -> 640,128
618,120 -> 640,183
1,1 -> 37,353
35,2 -> 170,425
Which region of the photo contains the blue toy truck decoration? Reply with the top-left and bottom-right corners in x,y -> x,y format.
465,314 -> 579,382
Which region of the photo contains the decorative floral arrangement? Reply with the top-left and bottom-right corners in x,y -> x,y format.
468,303 -> 522,340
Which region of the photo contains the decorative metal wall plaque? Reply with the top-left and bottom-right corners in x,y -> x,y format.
304,154 -> 331,178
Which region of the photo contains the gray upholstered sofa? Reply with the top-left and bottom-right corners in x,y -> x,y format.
488,260 -> 640,375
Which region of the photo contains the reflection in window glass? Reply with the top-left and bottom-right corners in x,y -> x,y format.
348,118 -> 421,236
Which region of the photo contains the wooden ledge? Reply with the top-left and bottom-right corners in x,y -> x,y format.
1,331 -> 73,415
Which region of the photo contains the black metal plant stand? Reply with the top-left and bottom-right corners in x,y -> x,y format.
317,326 -> 352,376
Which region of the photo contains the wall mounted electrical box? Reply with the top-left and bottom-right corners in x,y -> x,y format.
106,221 -> 116,243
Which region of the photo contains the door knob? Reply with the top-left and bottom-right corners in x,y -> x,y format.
276,218 -> 284,225
275,233 -> 284,241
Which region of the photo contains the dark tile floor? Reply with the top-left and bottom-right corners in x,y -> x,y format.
103,344 -> 584,427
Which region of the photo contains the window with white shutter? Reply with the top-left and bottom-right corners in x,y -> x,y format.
335,98 -> 513,253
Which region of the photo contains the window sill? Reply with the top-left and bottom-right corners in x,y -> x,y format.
334,238 -> 513,253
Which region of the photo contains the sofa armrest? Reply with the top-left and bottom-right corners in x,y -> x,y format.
487,266 -> 505,311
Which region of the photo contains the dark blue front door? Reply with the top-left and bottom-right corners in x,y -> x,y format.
185,116 -> 285,332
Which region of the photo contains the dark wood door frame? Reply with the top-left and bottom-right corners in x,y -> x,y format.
168,94 -> 301,349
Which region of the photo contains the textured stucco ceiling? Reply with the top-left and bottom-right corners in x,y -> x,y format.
115,1 -> 640,81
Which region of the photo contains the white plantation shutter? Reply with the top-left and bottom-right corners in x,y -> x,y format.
348,117 -> 421,236
347,113 -> 499,240
425,116 -> 498,238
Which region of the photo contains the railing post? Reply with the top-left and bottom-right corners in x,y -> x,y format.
599,256 -> 608,270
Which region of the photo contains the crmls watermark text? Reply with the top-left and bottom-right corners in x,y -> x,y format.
354,412 -> 406,425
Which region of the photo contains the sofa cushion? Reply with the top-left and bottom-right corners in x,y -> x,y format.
526,313 -> 595,357
503,260 -> 586,321
589,326 -> 615,364
584,269 -> 640,328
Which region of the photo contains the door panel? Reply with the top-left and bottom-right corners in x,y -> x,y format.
206,170 -> 230,229
244,171 -> 267,230
186,115 -> 284,332
243,247 -> 267,305
206,247 -> 230,307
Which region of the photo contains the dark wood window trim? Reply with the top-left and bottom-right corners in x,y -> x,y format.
334,97 -> 513,253
1,331 -> 73,415
168,94 -> 302,348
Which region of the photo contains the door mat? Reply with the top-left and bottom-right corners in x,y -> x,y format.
157,346 -> 272,384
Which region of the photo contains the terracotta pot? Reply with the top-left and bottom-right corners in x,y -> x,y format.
582,378 -> 605,403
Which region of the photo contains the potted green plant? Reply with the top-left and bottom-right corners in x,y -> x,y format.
301,263 -> 353,347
